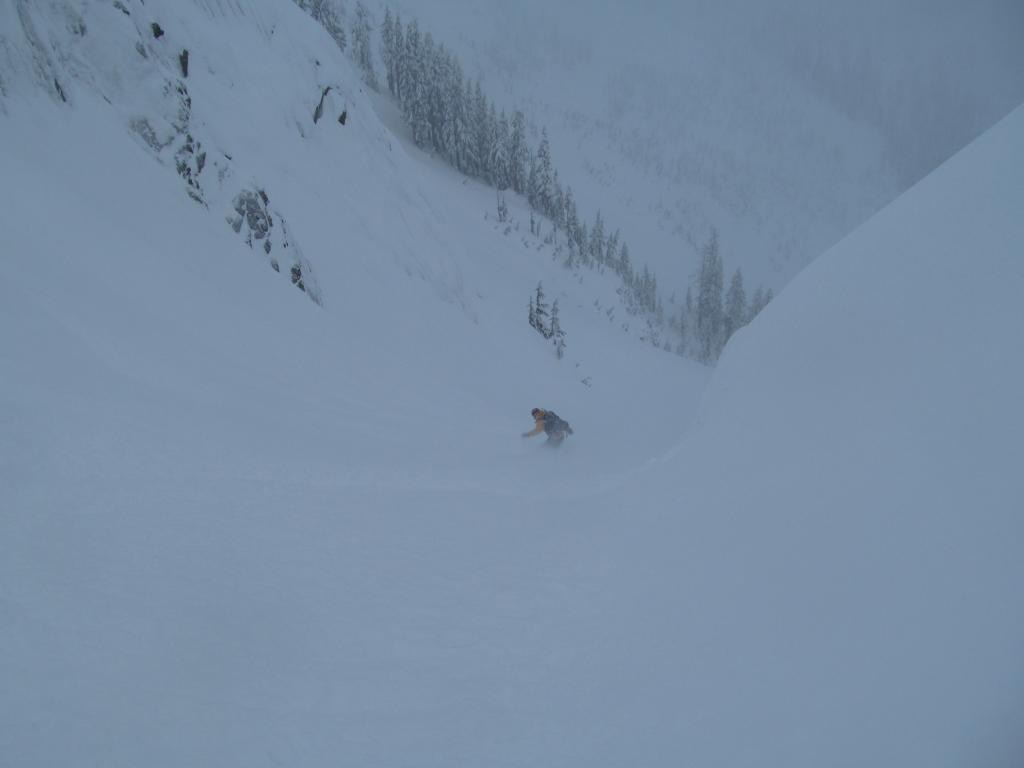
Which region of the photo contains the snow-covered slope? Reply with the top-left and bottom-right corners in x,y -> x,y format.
624,103 -> 1024,767
2,1 -> 1022,766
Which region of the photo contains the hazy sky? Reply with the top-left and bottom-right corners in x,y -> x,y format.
425,0 -> 1024,183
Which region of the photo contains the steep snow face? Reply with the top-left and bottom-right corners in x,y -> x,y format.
625,104 -> 1024,767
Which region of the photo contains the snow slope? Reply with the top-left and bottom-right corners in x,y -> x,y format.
605,102 -> 1024,768
2,1 -> 1022,766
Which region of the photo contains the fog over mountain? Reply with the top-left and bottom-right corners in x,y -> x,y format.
395,0 -> 1024,288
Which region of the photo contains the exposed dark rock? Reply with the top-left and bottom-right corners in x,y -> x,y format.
174,132 -> 207,204
230,189 -> 272,243
114,1 -> 130,15
227,188 -> 322,305
129,117 -> 163,150
338,110 -> 347,125
179,49 -> 189,78
313,86 -> 331,124
151,22 -> 164,39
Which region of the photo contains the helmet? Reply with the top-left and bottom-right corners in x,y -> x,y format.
531,408 -> 542,417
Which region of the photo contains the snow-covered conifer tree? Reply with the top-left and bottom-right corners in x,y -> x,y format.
551,299 -> 567,358
550,171 -> 565,230
496,190 -> 509,223
618,240 -> 632,280
640,265 -> 653,311
352,2 -> 378,90
508,111 -> 528,195
589,211 -> 605,266
723,268 -> 748,343
526,152 -> 539,210
535,128 -> 554,216
400,21 -> 421,130
563,187 -> 579,246
443,56 -> 467,171
605,229 -> 620,269
472,81 -> 492,181
695,230 -> 725,363
488,106 -> 510,189
390,14 -> 405,99
380,9 -> 396,94
459,79 -> 480,175
533,282 -> 551,337
575,219 -> 589,267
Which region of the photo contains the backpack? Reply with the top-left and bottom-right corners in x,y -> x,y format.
543,410 -> 572,435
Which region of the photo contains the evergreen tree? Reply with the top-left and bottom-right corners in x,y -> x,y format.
401,21 -> 426,142
551,299 -> 567,358
550,171 -> 565,230
589,210 -> 605,266
422,36 -> 445,153
496,190 -> 509,223
526,152 -> 539,210
380,9 -> 396,94
576,220 -> 589,267
618,240 -> 632,280
444,55 -> 467,171
352,2 -> 379,90
533,282 -> 551,337
605,229 -> 620,269
534,128 -> 554,216
695,230 -> 725,363
391,15 -> 405,99
408,37 -> 431,148
508,111 -> 529,195
488,105 -> 510,189
460,79 -> 480,174
723,268 -> 748,343
528,296 -> 537,330
563,187 -> 580,253
675,308 -> 687,355
472,81 -> 491,181
680,286 -> 695,354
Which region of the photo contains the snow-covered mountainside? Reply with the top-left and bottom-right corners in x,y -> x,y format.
395,0 -> 1024,291
2,1 -> 1022,766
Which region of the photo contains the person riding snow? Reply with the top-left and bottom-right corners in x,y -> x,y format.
522,407 -> 573,445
